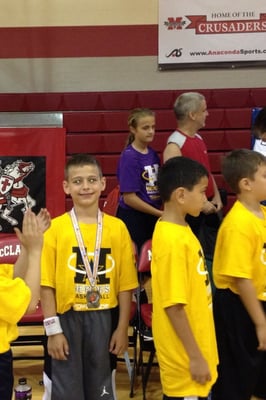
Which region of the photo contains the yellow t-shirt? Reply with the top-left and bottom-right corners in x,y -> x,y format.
0,264 -> 31,353
41,212 -> 138,314
213,200 -> 266,300
151,220 -> 218,397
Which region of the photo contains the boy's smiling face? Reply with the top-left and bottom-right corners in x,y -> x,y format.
63,164 -> 106,208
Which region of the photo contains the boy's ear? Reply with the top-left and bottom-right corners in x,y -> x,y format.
174,187 -> 186,203
101,177 -> 106,192
239,177 -> 251,192
63,180 -> 70,195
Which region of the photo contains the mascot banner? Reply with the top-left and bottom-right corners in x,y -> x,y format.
0,127 -> 65,233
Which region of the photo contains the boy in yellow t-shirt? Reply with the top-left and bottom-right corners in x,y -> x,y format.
212,149 -> 266,400
0,208 -> 50,400
41,154 -> 138,400
151,156 -> 218,400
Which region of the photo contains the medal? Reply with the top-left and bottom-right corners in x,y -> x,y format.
86,287 -> 100,308
70,208 -> 103,309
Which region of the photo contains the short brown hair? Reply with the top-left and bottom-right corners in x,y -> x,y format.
64,154 -> 102,180
221,149 -> 266,194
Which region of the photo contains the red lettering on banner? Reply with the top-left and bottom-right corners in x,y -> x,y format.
186,14 -> 266,34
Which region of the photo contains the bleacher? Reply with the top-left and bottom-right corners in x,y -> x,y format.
0,88 -> 264,213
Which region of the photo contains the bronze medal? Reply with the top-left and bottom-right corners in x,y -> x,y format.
71,209 -> 103,310
86,288 -> 100,308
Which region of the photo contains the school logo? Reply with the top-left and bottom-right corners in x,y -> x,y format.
164,17 -> 186,30
0,157 -> 46,232
69,247 -> 113,285
142,164 -> 160,200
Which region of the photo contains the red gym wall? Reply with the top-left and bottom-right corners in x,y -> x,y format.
0,88 -> 262,215
0,1 -> 265,92
0,2 -> 265,215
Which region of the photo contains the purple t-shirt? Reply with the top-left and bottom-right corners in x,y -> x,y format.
117,145 -> 162,210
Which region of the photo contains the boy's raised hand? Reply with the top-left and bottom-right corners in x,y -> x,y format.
14,208 -> 50,250
36,208 -> 51,233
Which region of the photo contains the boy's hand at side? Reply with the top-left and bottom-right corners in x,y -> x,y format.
48,334 -> 70,360
166,304 -> 212,385
110,290 -> 133,355
202,200 -> 218,215
255,323 -> 266,351
235,277 -> 266,351
190,355 -> 211,385
109,327 -> 128,355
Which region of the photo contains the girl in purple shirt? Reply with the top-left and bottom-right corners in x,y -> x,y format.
117,108 -> 162,253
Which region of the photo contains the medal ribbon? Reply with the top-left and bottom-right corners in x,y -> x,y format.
70,208 -> 102,287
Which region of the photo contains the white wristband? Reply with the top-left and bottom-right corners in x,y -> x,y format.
43,316 -> 63,336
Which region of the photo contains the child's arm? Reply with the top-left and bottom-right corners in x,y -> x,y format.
163,142 -> 182,162
210,176 -> 223,211
13,209 -> 47,313
235,277 -> 266,351
13,208 -> 50,279
166,303 -> 212,385
123,192 -> 162,217
13,208 -> 50,312
41,285 -> 70,360
109,290 -> 132,355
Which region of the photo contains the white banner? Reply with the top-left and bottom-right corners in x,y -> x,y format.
159,0 -> 266,68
